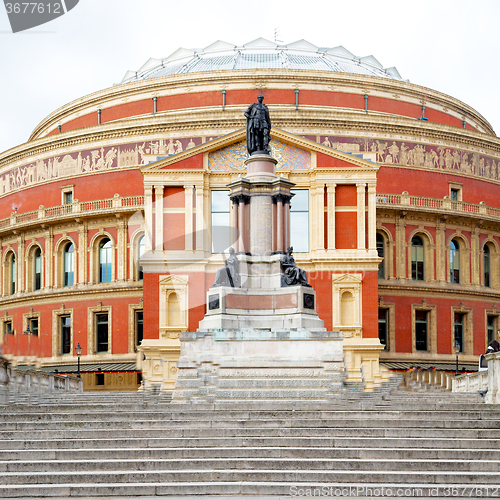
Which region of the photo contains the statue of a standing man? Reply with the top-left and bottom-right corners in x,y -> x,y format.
244,94 -> 271,156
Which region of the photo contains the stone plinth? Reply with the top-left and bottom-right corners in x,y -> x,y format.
201,284 -> 323,330
172,328 -> 344,402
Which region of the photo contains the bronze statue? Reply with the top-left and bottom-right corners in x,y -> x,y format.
212,247 -> 241,287
244,94 -> 271,155
281,246 -> 310,287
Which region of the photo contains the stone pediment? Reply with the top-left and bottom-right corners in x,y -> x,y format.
332,273 -> 363,284
159,274 -> 189,286
141,128 -> 379,174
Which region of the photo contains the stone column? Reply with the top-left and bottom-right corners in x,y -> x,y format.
231,199 -> 239,253
144,186 -> 153,253
395,218 -> 406,279
367,183 -> 377,251
17,235 -> 24,293
155,186 -> 164,252
471,227 -> 480,285
184,186 -> 193,252
316,186 -> 325,250
195,185 -> 205,252
242,198 -> 250,254
77,223 -> 87,284
357,184 -> 366,250
276,196 -> 284,253
327,183 -> 336,250
45,228 -> 53,288
116,218 -> 127,281
272,200 -> 277,253
284,198 -> 291,250
436,222 -> 446,282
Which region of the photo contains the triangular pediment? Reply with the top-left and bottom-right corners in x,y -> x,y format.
286,39 -> 319,52
243,38 -> 277,50
159,274 -> 189,286
332,273 -> 362,284
203,40 -> 236,53
141,128 -> 379,174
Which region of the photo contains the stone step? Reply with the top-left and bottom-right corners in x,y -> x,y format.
0,457 -> 498,474
0,425 -> 494,440
1,446 -> 497,461
1,436 -> 497,450
0,481 -> 496,499
1,469 -> 500,485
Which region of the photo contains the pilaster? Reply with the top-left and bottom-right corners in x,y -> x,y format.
395,217 -> 406,279
367,183 -> 377,251
144,186 -> 153,253
116,218 -> 127,281
155,186 -> 164,252
327,183 -> 336,250
77,223 -> 87,285
436,221 -> 446,283
357,183 -> 366,250
184,186 -> 193,252
195,184 -> 205,252
471,226 -> 480,286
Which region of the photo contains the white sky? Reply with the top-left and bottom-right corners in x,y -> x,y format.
0,0 -> 499,154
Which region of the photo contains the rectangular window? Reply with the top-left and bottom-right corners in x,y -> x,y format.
211,191 -> 231,254
415,310 -> 428,351
290,190 -> 309,253
96,373 -> 105,386
454,313 -> 464,353
64,191 -> 73,213
96,313 -> 109,353
61,316 -> 71,355
378,309 -> 388,350
5,321 -> 13,335
30,318 -> 39,337
487,315 -> 496,345
135,310 -> 143,348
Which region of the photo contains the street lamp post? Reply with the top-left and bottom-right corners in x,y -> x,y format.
454,341 -> 460,377
75,343 -> 82,379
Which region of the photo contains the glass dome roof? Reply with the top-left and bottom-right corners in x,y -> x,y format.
120,38 -> 405,84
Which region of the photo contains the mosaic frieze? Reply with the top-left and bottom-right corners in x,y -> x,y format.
208,140 -> 310,171
304,135 -> 500,180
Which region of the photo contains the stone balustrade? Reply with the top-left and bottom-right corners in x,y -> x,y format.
0,194 -> 144,233
452,370 -> 488,394
377,192 -> 500,220
0,357 -> 83,403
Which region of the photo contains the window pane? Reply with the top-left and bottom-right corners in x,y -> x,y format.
99,239 -> 112,283
96,313 -> 108,352
34,248 -> 42,291
211,191 -> 231,254
290,212 -> 309,253
450,240 -> 460,284
61,316 -> 71,355
487,315 -> 496,345
290,190 -> 309,253
138,236 -> 145,281
415,310 -> 428,351
64,244 -> 74,287
454,313 -> 464,352
484,246 -> 491,287
136,311 -> 143,347
10,255 -> 16,295
30,319 -> 39,337
378,309 -> 388,349
376,234 -> 385,279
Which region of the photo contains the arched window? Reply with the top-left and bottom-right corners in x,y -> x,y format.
99,239 -> 112,283
7,253 -> 16,295
34,247 -> 42,291
411,235 -> 424,281
138,235 -> 145,281
64,243 -> 74,287
376,233 -> 385,279
484,244 -> 491,288
450,239 -> 460,284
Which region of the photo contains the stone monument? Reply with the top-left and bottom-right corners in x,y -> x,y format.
172,97 -> 344,402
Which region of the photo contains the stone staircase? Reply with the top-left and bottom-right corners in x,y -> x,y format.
0,386 -> 496,498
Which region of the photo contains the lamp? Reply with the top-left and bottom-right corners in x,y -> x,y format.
75,343 -> 82,379
454,341 -> 460,376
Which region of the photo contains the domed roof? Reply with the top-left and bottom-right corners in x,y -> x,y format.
120,38 -> 405,84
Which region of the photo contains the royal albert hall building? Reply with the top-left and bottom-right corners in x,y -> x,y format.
1,38 -> 499,391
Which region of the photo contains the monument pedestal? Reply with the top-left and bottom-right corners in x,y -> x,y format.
172,328 -> 343,402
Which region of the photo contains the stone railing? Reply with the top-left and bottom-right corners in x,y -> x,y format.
402,367 -> 454,391
452,370 -> 488,393
485,352 -> 500,403
377,192 -> 500,219
0,194 -> 144,232
0,357 -> 83,403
